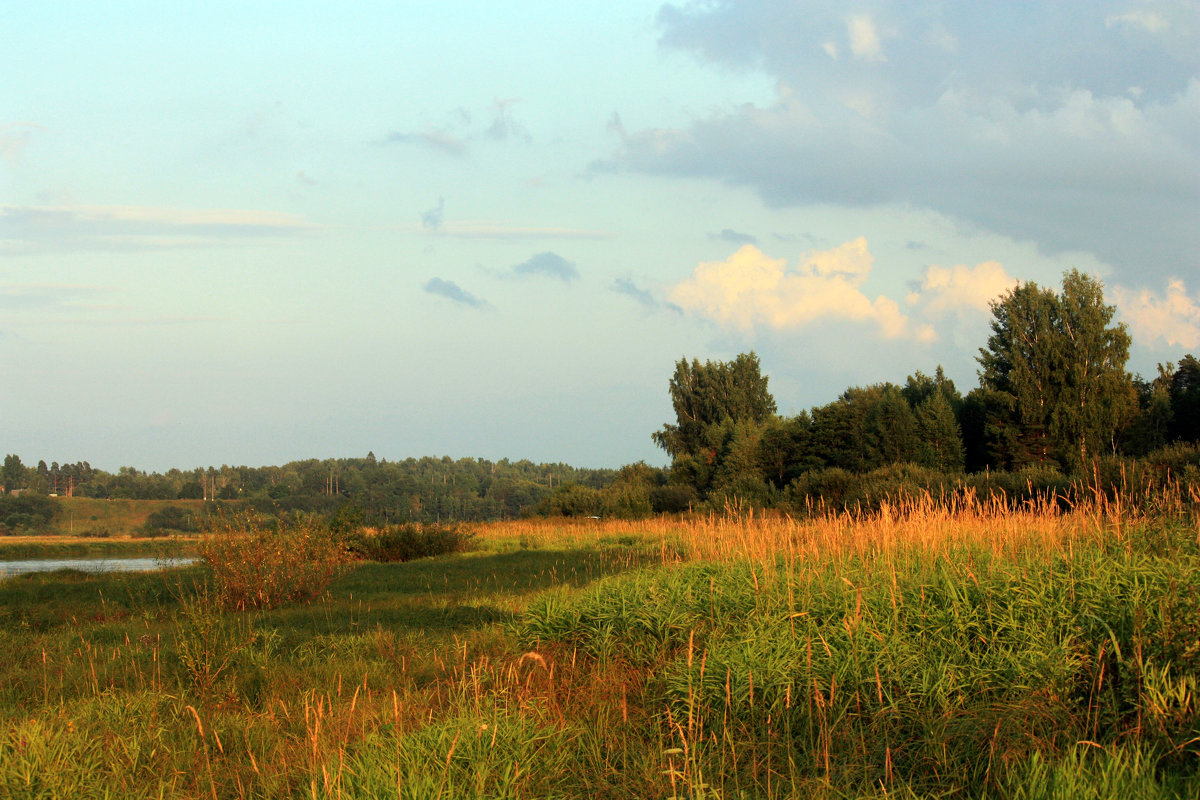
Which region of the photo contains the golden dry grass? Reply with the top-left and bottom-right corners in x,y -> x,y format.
478,482 -> 1200,567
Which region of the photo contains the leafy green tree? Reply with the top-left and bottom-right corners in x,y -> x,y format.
809,384 -> 923,473
758,414 -> 820,488
901,366 -> 962,413
978,270 -> 1134,473
1168,354 -> 1200,444
862,385 -> 921,468
1052,271 -> 1137,468
653,352 -> 776,498
977,281 -> 1062,467
652,352 -> 776,462
1121,364 -> 1174,456
959,388 -> 1019,471
2,454 -> 27,493
809,394 -> 871,472
706,417 -> 773,506
914,391 -> 966,472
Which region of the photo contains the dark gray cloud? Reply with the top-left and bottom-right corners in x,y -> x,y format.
599,1 -> 1200,283
612,277 -> 657,308
422,278 -> 488,308
712,228 -> 757,245
657,1 -> 1197,107
509,252 -> 579,282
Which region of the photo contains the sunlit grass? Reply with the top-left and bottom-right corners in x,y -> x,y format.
1,491 -> 1197,798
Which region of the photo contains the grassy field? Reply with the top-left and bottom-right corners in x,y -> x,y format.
0,497 -> 204,559
41,496 -> 206,537
0,496 -> 1197,798
0,534 -> 196,560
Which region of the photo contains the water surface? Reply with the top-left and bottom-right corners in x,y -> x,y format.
0,556 -> 198,577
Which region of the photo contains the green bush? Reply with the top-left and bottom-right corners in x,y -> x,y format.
140,505 -> 203,536
706,475 -> 776,512
785,467 -> 859,511
535,484 -> 603,517
0,494 -> 56,533
344,523 -> 473,563
649,484 -> 698,514
2,512 -> 36,532
784,463 -> 1085,515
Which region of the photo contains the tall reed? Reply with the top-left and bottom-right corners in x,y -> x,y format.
199,512 -> 347,610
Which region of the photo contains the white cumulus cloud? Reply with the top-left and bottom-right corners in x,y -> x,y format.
1114,279 -> 1200,348
913,261 -> 1019,314
669,238 -> 934,341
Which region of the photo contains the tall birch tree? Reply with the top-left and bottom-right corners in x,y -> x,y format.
977,270 -> 1134,472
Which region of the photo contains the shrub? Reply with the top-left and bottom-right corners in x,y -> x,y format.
535,484 -> 603,517
199,512 -> 348,610
345,523 -> 473,562
706,475 -> 776,512
140,505 -> 203,536
599,481 -> 654,518
2,512 -> 36,532
650,484 -> 698,514
786,467 -> 858,512
0,494 -> 56,533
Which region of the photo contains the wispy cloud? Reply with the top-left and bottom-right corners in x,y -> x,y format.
669,238 -> 935,341
508,252 -> 580,283
422,278 -> 489,309
424,221 -> 611,240
0,121 -> 44,164
1106,11 -> 1169,34
0,283 -> 106,311
846,14 -> 885,61
385,100 -> 532,157
384,129 -> 467,156
485,98 -> 532,143
421,197 -> 446,231
711,228 -> 758,245
612,277 -> 658,308
0,205 -> 318,254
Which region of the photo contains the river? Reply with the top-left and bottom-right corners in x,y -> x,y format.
0,556 -> 198,577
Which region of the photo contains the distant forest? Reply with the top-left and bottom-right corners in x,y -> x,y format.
3,270 -> 1199,529
0,454 -> 614,525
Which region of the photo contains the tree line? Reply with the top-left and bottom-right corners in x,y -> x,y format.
639,270 -> 1200,513
0,453 -> 615,531
4,269 -> 1199,528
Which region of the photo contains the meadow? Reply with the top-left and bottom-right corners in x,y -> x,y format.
0,490 -> 1197,799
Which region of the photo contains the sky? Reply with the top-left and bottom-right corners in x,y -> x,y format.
2,1 -> 1198,473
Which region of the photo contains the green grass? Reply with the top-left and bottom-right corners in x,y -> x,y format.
40,496 -> 207,537
0,536 -> 193,560
0,513 -> 1196,798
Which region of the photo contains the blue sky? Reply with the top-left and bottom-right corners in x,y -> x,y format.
2,1 -> 1198,472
